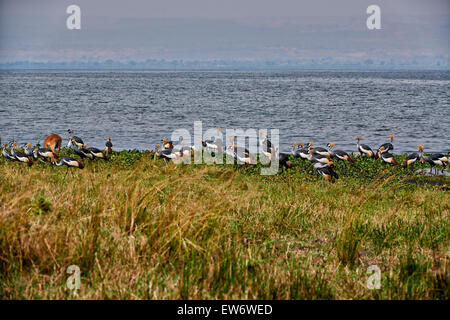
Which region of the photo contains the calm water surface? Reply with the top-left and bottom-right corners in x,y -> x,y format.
0,70 -> 449,153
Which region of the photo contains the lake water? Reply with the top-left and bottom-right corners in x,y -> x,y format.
0,70 -> 449,154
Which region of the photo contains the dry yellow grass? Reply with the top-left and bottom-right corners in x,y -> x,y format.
0,153 -> 449,299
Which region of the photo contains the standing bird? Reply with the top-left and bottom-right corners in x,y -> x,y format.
44,133 -> 62,157
419,145 -> 448,174
259,131 -> 273,158
356,136 -> 376,158
378,146 -> 397,165
327,143 -> 354,162
105,137 -> 113,154
52,157 -> 84,177
24,143 -> 33,156
403,145 -> 421,168
67,129 -> 84,149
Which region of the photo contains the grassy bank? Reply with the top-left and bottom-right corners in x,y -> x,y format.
0,149 -> 449,299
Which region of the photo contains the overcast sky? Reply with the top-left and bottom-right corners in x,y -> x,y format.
0,0 -> 448,63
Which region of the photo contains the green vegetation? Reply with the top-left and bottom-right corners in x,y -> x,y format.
0,148 -> 448,299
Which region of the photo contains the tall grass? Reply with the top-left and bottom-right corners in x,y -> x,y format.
0,150 -> 448,299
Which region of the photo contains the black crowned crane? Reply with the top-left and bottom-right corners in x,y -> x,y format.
356,136 -> 376,158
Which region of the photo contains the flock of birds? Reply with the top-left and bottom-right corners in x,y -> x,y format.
1,129 -> 112,177
153,131 -> 448,181
1,129 -> 449,181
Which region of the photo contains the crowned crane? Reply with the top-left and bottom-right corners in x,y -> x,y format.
310,142 -> 332,158
67,129 -> 84,149
161,139 -> 174,150
307,149 -> 333,165
314,161 -> 338,182
403,145 -> 421,168
11,142 -> 33,166
378,146 -> 397,165
72,143 -> 94,160
259,131 -> 272,158
44,133 -> 62,157
291,141 -> 303,158
377,135 -> 395,156
2,143 -> 15,161
156,144 -> 178,160
419,145 -> 448,174
24,143 -> 33,157
233,144 -> 255,165
201,128 -> 223,153
297,143 -> 310,160
33,147 -> 57,162
105,137 -> 113,154
52,157 -> 84,177
87,146 -> 107,160
356,136 -> 376,158
327,143 -> 354,162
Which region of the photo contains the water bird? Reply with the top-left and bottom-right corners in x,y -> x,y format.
52,157 -> 84,177
403,146 -> 421,168
356,136 -> 376,158
307,149 -> 333,165
161,139 -> 174,150
72,142 -> 94,160
24,143 -> 33,156
105,137 -> 113,154
87,146 -> 107,160
2,143 -> 15,161
378,146 -> 397,165
259,131 -> 272,158
310,142 -> 332,158
419,145 -> 448,174
315,161 -> 338,182
67,129 -> 84,149
11,142 -> 33,166
201,128 -> 223,153
377,135 -> 395,158
44,133 -> 62,157
327,143 -> 354,162
33,147 -> 57,162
